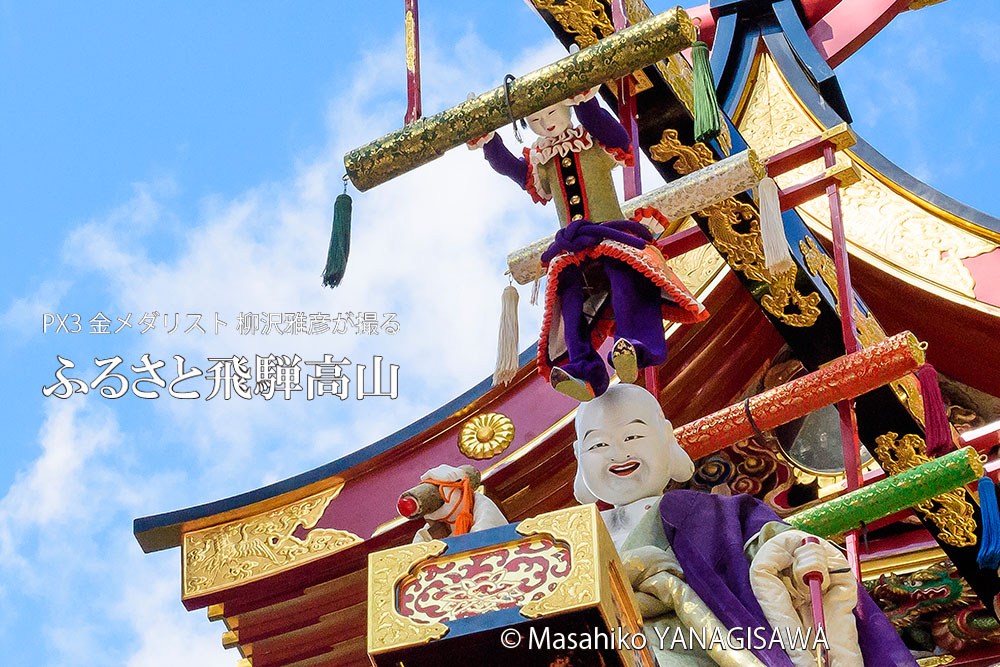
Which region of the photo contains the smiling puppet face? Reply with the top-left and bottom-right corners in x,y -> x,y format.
526,103 -> 573,138
574,384 -> 694,507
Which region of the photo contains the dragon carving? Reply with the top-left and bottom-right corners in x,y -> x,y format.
867,560 -> 1000,653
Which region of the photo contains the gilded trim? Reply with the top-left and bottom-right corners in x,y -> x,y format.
874,432 -> 978,548
367,540 -> 449,654
736,52 -> 999,304
182,483 -> 361,599
861,547 -> 948,581
651,128 -> 821,327
516,505 -> 601,617
458,412 -> 515,460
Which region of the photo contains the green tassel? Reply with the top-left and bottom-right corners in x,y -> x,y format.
691,40 -> 721,144
322,193 -> 352,288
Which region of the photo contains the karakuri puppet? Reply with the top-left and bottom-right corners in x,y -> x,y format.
572,384 -> 915,666
401,464 -> 507,543
471,89 -> 707,401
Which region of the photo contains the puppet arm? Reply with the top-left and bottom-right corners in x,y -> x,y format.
481,134 -> 529,188
573,97 -> 631,154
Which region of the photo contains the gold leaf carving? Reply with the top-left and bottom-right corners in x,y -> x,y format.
458,412 -> 515,460
874,432 -> 978,547
532,0 -> 614,48
516,505 -> 599,617
651,128 -> 821,326
666,218 -> 726,287
738,55 -> 996,299
368,540 -> 449,654
182,484 -> 360,598
798,236 -> 928,424
649,128 -> 714,173
404,10 -> 416,72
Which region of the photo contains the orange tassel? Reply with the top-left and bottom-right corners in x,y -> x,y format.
424,476 -> 476,536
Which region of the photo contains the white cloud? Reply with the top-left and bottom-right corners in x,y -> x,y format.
2,26 -> 583,666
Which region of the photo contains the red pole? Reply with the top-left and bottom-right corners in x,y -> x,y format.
801,536 -> 830,666
824,143 -> 863,579
611,0 -> 651,396
610,0 -> 642,200
404,0 -> 422,124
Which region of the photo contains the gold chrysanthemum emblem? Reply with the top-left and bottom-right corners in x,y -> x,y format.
458,413 -> 515,460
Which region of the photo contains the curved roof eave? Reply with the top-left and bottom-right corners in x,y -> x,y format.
132,346 -> 539,553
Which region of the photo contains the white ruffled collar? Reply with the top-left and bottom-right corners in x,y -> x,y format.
528,126 -> 593,167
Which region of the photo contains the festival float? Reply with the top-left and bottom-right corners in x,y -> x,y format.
134,1 -> 1000,665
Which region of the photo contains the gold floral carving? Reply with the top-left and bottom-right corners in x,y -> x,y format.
458,412 -> 515,460
799,236 -> 927,424
738,55 -> 997,299
516,505 -> 599,617
367,540 -> 449,654
404,10 -> 416,72
874,432 -> 978,548
651,128 -> 821,326
182,484 -> 361,598
532,0 -> 614,48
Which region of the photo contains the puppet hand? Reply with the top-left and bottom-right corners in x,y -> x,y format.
420,464 -> 467,483
467,131 -> 495,150
568,86 -> 599,106
792,538 -> 831,592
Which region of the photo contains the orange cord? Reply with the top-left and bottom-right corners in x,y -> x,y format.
423,477 -> 475,535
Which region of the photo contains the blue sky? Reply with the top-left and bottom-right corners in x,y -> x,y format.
1,1 -> 997,665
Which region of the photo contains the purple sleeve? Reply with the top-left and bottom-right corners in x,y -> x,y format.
573,97 -> 630,152
482,135 -> 527,188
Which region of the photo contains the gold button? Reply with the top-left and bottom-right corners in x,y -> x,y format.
569,195 -> 581,205
565,175 -> 577,185
561,157 -> 573,168
571,214 -> 583,221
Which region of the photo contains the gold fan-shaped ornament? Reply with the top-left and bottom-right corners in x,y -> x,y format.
458,413 -> 515,460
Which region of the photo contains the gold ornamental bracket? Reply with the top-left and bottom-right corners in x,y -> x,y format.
367,540 -> 449,655
181,483 -> 362,601
344,7 -> 695,191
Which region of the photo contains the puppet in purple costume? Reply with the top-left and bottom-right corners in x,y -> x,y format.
574,384 -> 916,666
471,89 -> 707,401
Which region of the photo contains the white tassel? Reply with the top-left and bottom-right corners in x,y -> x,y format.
493,285 -> 519,386
530,261 -> 544,306
757,177 -> 795,274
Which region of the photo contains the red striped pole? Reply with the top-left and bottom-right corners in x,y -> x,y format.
404,0 -> 422,124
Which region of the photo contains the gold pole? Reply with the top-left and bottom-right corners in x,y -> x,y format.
344,7 -> 695,191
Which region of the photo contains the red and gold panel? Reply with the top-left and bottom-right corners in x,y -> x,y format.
367,504 -> 654,667
398,537 -> 572,623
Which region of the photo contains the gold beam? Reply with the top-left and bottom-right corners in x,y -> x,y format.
344,8 -> 695,191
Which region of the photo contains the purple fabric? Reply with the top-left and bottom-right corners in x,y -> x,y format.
554,257 -> 666,395
482,134 -> 527,188
540,219 -> 651,264
659,491 -> 917,666
554,263 -> 610,396
573,97 -> 630,151
603,258 -> 666,367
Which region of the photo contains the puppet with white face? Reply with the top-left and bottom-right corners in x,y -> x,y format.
471,90 -> 707,401
573,383 -> 693,548
570,385 -> 908,666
